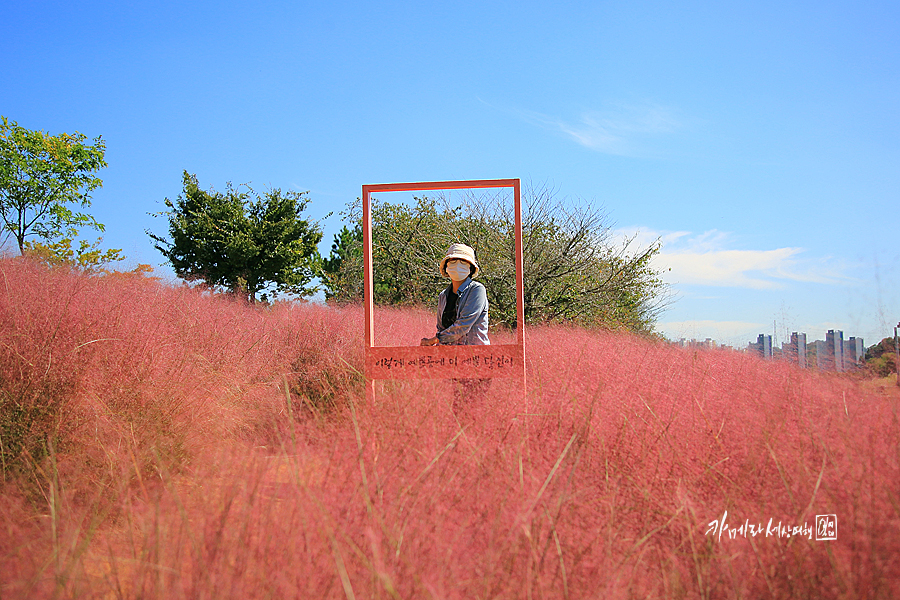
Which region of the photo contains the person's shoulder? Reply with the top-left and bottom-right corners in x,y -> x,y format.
467,280 -> 487,298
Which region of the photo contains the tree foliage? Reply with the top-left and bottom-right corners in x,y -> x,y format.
319,223 -> 362,296
866,337 -> 896,361
0,116 -> 107,254
866,337 -> 898,377
149,171 -> 323,302
24,237 -> 125,272
320,185 -> 670,333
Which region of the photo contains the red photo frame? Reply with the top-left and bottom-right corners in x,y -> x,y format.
362,179 -> 526,392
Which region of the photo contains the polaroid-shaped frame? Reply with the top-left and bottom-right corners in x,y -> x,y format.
363,179 -> 525,390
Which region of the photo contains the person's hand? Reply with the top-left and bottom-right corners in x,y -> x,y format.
420,336 -> 439,346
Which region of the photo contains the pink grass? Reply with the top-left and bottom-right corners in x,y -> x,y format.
1,256 -> 898,599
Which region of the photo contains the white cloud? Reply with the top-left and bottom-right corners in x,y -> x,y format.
664,247 -> 807,289
515,102 -> 682,155
615,227 -> 857,290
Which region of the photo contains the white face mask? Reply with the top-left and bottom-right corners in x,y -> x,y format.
446,260 -> 471,282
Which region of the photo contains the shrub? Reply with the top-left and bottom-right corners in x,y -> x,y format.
867,354 -> 896,378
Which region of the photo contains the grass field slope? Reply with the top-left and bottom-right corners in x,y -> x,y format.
1,256 -> 898,599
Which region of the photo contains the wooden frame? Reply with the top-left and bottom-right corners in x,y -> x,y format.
363,179 -> 526,392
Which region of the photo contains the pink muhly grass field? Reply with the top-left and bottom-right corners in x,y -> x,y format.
1,256 -> 898,599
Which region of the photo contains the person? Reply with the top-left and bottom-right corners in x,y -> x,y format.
420,243 -> 489,347
421,243 -> 490,407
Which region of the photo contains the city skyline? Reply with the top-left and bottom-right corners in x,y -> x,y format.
675,327 -> 881,373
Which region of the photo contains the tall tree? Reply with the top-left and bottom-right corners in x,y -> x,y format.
320,185 -> 670,334
149,171 -> 323,302
0,117 -> 107,254
318,223 -> 363,300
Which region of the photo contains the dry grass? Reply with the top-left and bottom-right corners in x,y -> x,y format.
1,256 -> 898,599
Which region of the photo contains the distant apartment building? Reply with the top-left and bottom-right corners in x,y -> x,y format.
745,329 -> 864,371
814,339 -> 827,369
752,334 -> 773,359
782,332 -> 808,368
845,336 -> 865,368
675,338 -> 719,350
825,329 -> 844,372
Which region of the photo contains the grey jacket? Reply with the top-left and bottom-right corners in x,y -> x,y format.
435,277 -> 490,345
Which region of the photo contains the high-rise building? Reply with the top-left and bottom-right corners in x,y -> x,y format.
784,332 -> 808,368
845,337 -> 865,368
814,339 -> 827,369
755,334 -> 773,359
825,330 -> 844,372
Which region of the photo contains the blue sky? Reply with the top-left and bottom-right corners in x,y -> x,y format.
3,0 -> 897,347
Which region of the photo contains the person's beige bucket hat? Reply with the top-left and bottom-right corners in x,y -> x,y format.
440,243 -> 480,278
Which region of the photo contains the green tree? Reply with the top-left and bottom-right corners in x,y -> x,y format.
866,337 -> 898,377
24,236 -> 125,272
149,171 -> 323,302
320,185 -> 670,333
318,223 -> 363,300
0,117 -> 107,254
865,337 -> 895,361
